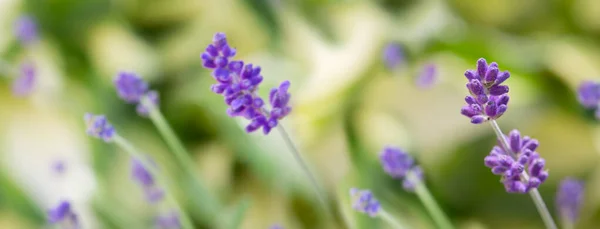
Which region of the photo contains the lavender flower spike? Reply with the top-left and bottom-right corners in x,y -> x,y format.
484,129 -> 548,193
12,62 -> 36,96
577,81 -> 600,118
461,58 -> 510,124
556,178 -> 585,225
155,210 -> 181,229
47,200 -> 79,228
380,146 -> 424,192
114,72 -> 160,117
383,42 -> 404,70
131,157 -> 165,203
84,113 -> 115,142
201,32 -> 291,134
350,188 -> 380,217
14,16 -> 38,45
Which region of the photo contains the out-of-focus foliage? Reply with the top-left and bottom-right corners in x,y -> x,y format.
0,0 -> 600,228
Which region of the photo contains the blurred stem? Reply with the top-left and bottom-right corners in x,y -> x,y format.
112,134 -> 195,229
276,124 -> 329,211
407,172 -> 454,229
489,120 -> 558,229
378,208 -> 405,229
141,97 -> 221,219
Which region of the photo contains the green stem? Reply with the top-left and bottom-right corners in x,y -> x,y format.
276,125 -> 329,210
141,97 -> 220,217
112,134 -> 195,229
407,172 -> 454,229
489,120 -> 558,229
378,208 -> 405,229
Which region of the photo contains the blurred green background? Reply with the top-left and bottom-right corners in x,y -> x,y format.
1,0 -> 600,228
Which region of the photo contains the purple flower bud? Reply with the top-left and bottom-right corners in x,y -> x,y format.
577,81 -> 600,108
84,113 -> 115,142
471,115 -> 487,124
14,16 -> 38,45
350,188 -> 380,217
464,70 -> 477,80
556,178 -> 584,224
494,71 -> 510,85
416,64 -> 438,89
489,85 -> 509,96
461,58 -> 510,123
12,62 -> 36,96
380,146 -> 415,178
47,200 -> 79,227
382,42 -> 404,70
477,58 -> 488,79
114,72 -> 149,103
155,210 -> 181,229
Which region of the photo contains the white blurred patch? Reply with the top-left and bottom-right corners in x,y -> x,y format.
2,108 -> 98,228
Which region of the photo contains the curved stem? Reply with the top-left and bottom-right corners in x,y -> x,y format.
378,208 -> 405,229
141,98 -> 220,217
489,120 -> 558,229
276,125 -> 329,210
112,134 -> 195,229
407,172 -> 454,229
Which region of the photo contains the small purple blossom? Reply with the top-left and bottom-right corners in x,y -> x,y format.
155,211 -> 181,229
269,225 -> 283,229
52,160 -> 67,174
383,42 -> 404,70
14,16 -> 38,45
12,62 -> 36,96
484,130 -> 548,193
201,32 -> 292,135
350,188 -> 380,217
114,72 -> 159,117
461,58 -> 510,124
131,158 -> 164,203
577,81 -> 600,118
47,200 -> 79,228
416,63 -> 437,89
380,146 -> 424,192
84,113 -> 115,142
556,178 -> 584,224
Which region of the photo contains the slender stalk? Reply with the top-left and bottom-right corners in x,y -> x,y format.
141,97 -> 220,215
407,172 -> 454,229
378,208 -> 405,229
276,125 -> 328,209
112,134 -> 195,229
489,120 -> 558,229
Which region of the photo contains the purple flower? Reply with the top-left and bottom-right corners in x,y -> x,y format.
383,42 -> 404,70
461,58 -> 510,124
14,16 -> 37,45
47,200 -> 79,228
380,146 -> 424,192
131,157 -> 164,203
269,225 -> 283,229
556,178 -> 584,224
114,72 -> 159,116
52,160 -> 67,174
484,130 -> 548,193
155,211 -> 181,229
577,81 -> 600,118
416,63 -> 437,89
84,113 -> 115,142
12,62 -> 36,96
350,188 -> 380,217
201,32 -> 292,135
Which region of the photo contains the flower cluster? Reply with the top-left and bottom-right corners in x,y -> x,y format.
461,58 -> 510,124
131,158 -> 165,203
484,130 -> 548,193
84,113 -> 115,142
12,62 -> 36,96
350,188 -> 380,217
380,146 -> 424,192
201,32 -> 292,134
47,200 -> 79,228
577,81 -> 600,118
114,72 -> 160,116
556,178 -> 585,224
